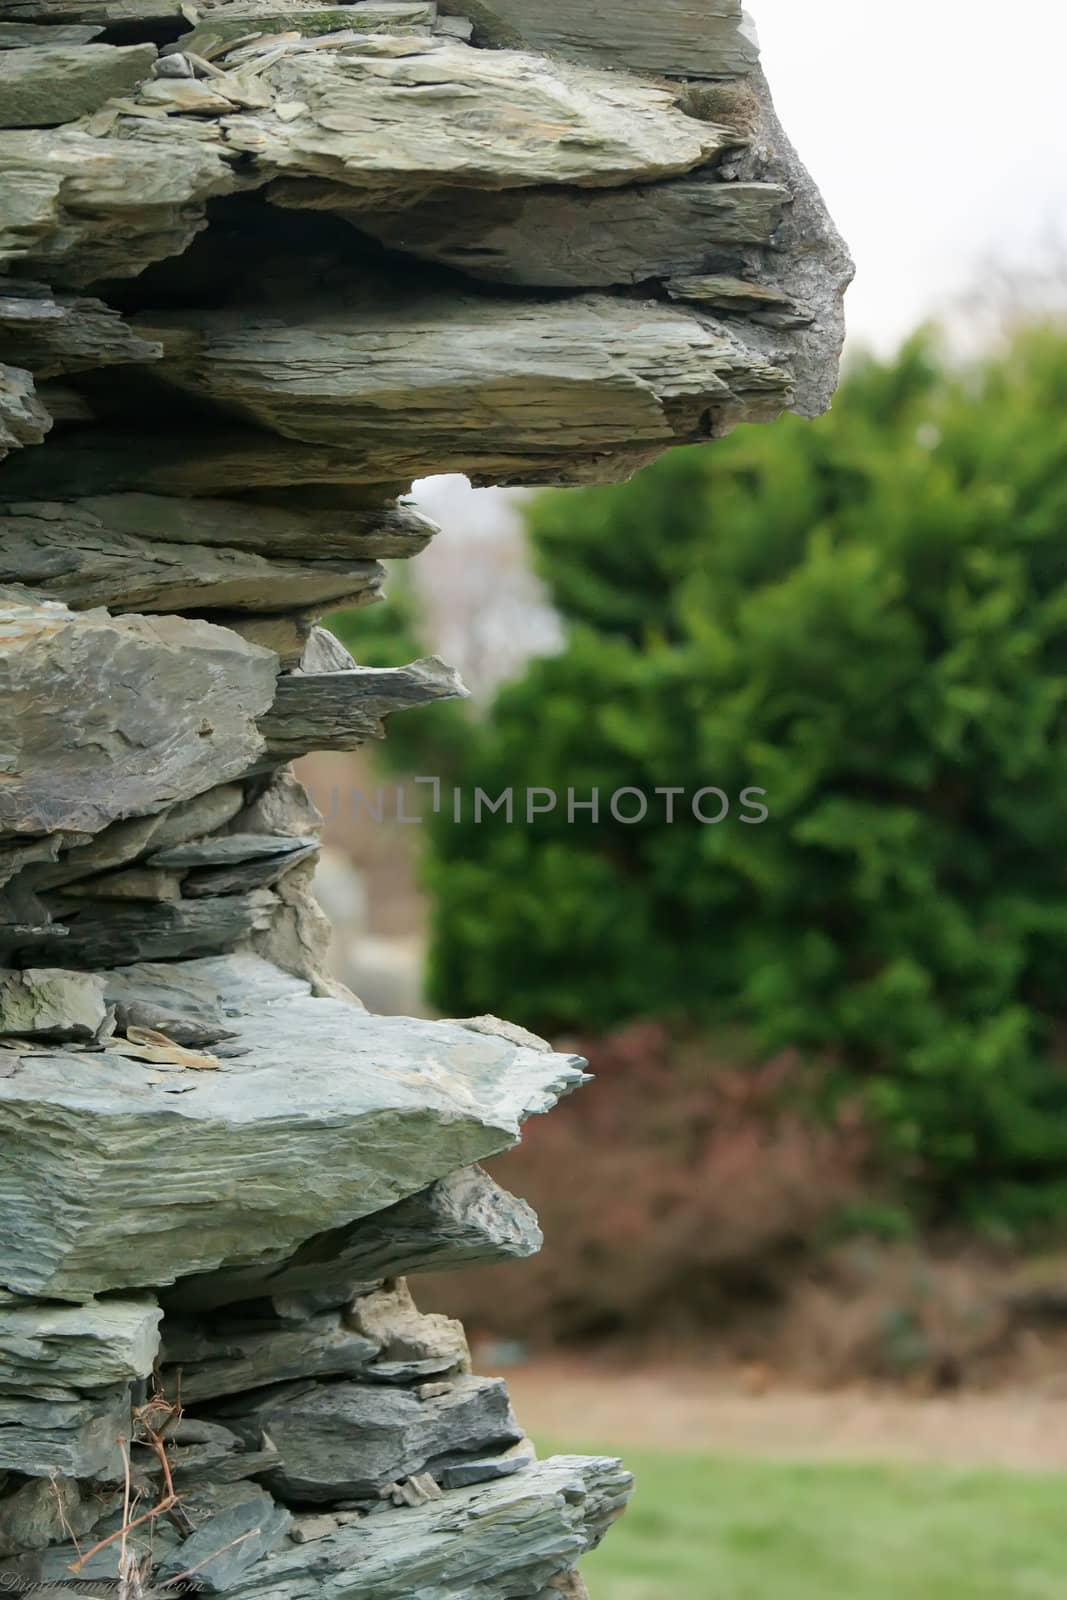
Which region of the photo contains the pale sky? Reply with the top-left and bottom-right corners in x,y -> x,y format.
754,0 -> 1067,350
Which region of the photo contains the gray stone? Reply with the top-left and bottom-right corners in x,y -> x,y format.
0,1474 -> 112,1557
27,784 -> 246,892
0,280 -> 161,378
182,1 -> 437,55
257,660 -> 469,759
163,1164 -> 543,1312
434,1436 -> 536,1489
437,0 -> 759,79
0,127 -> 238,287
0,1 -> 183,22
0,43 -> 157,129
0,362 -> 49,458
0,598 -> 276,839
0,1294 -> 161,1391
149,834 -> 313,870
726,69 -> 855,418
321,177 -> 789,290
103,958 -> 240,1046
0,494 -> 437,561
220,1455 -> 631,1599
0,504 -> 385,614
0,953 -> 588,1297
223,1374 -> 522,1503
160,1308 -> 380,1403
137,293 -> 791,488
154,1483 -> 292,1593
18,890 -> 277,967
0,22 -> 104,44
130,1418 -> 282,1489
0,967 -> 106,1040
221,35 -> 727,192
57,865 -> 183,901
0,1384 -> 129,1479
183,843 -> 320,898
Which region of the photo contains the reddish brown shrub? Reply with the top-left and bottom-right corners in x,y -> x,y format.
422,1025 -> 872,1346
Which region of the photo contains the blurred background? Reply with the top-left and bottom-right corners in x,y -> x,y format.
300,3 -> 1067,1595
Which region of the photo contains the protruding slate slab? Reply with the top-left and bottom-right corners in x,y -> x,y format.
438,0 -> 760,79
0,954 -> 589,1298
0,281 -> 161,377
137,293 -> 792,485
0,493 -> 438,561
23,890 -> 277,967
0,1293 -> 161,1391
0,42 -> 157,128
257,659 -> 468,758
0,504 -> 385,614
0,598 -> 276,837
223,1375 -> 523,1503
224,36 -> 728,194
165,1164 -> 543,1312
0,0 -> 183,21
0,128 -> 237,285
220,1455 -> 632,1600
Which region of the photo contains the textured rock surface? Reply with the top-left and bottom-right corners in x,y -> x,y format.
0,0 -> 845,1589
0,42 -> 157,128
438,0 -> 758,78
0,1294 -> 161,1390
0,597 -> 276,837
0,953 -> 588,1297
166,1163 -> 543,1312
223,1374 -> 523,1502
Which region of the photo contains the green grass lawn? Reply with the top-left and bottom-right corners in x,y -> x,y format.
547,1447 -> 1067,1600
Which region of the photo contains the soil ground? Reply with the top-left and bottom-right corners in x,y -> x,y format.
505,1356 -> 1067,1471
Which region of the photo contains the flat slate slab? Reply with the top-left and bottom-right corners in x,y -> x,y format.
223,1374 -> 523,1502
0,42 -> 157,129
438,0 -> 759,79
222,1454 -> 632,1600
0,955 -> 588,1299
164,1162 -> 543,1312
0,1292 -> 161,1390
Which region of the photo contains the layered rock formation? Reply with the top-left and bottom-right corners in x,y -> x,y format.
0,0 -> 849,1592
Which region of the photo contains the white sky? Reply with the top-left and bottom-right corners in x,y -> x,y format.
753,0 -> 1067,350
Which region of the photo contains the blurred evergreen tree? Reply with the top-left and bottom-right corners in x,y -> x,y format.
414,325 -> 1067,1222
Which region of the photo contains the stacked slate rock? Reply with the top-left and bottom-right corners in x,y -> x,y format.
0,0 -> 849,1592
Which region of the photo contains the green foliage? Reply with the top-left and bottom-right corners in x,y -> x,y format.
419,325 -> 1067,1220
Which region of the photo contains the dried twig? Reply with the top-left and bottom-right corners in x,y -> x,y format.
48,1469 -> 82,1558
68,1398 -> 183,1575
